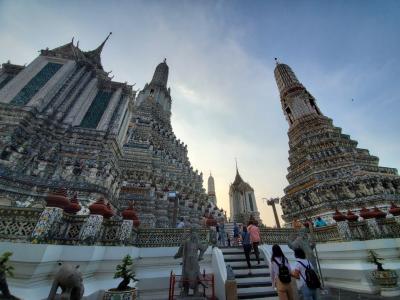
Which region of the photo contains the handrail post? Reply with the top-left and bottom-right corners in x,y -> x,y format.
168,270 -> 172,300
211,273 -> 215,299
172,273 -> 175,299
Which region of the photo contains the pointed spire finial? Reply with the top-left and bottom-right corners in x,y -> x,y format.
274,57 -> 279,65
96,32 -> 112,52
163,58 -> 167,63
235,157 -> 238,174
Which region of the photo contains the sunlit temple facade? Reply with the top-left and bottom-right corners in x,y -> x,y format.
0,35 -> 213,227
274,61 -> 400,224
229,167 -> 261,224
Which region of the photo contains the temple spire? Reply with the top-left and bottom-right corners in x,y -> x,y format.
83,32 -> 112,70
235,157 -> 239,175
94,32 -> 112,55
151,59 -> 169,87
274,61 -> 322,126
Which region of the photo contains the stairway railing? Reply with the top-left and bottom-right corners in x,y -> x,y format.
211,247 -> 227,300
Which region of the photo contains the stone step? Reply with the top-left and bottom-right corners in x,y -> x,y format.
238,292 -> 278,300
219,247 -> 243,253
227,260 -> 266,268
236,276 -> 272,284
222,253 -> 247,260
232,265 -> 269,270
221,251 -> 246,255
237,281 -> 273,289
233,268 -> 270,276
225,257 -> 265,262
237,286 -> 276,295
235,272 -> 270,279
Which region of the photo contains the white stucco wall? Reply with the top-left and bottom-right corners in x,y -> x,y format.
0,242 -> 213,300
261,238 -> 400,294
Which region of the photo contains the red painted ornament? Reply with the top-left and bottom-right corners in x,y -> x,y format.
333,209 -> 346,222
371,207 -> 386,219
360,207 -> 374,219
345,210 -> 359,222
122,202 -> 140,227
46,187 -> 70,209
89,197 -> 109,217
64,193 -> 81,214
389,203 -> 400,216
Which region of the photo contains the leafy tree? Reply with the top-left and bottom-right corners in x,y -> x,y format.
0,251 -> 16,298
114,255 -> 138,291
0,252 -> 14,278
367,250 -> 384,271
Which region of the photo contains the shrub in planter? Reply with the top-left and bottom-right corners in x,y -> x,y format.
368,250 -> 398,288
104,255 -> 138,300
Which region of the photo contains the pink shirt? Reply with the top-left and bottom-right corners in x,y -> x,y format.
247,224 -> 260,243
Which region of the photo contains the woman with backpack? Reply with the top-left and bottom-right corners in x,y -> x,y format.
270,244 -> 296,300
240,226 -> 252,275
292,248 -> 321,300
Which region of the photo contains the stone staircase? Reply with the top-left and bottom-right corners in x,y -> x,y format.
221,247 -> 278,300
223,222 -> 242,246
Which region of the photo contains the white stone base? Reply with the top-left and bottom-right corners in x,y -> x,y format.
0,242 -> 212,300
381,286 -> 400,297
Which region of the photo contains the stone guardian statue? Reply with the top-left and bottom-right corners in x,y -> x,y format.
288,227 -> 318,271
47,263 -> 84,300
174,227 -> 208,297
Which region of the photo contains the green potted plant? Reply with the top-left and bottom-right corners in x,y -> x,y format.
104,255 -> 138,300
0,251 -> 20,299
367,250 -> 398,288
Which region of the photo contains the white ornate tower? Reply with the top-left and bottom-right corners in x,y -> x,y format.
207,173 -> 217,205
275,61 -> 400,224
229,165 -> 261,224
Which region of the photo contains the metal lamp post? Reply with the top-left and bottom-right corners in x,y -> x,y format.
263,197 -> 281,228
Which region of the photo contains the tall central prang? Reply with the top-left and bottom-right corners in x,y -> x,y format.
274,61 -> 400,223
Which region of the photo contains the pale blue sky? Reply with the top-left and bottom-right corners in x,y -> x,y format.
1,0 -> 399,226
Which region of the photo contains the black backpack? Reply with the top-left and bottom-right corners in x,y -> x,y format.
297,260 -> 321,289
273,257 -> 291,283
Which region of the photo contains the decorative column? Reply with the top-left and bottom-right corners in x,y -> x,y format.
31,188 -> 70,242
79,197 -> 108,244
265,197 -> 281,228
363,207 -> 386,239
365,218 -> 381,239
120,202 -> 140,244
333,209 -> 352,240
336,221 -> 351,240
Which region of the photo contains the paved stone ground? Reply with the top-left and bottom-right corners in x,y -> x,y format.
319,287 -> 399,300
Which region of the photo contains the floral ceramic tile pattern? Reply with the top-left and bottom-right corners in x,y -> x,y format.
119,220 -> 133,243
31,207 -> 63,240
79,214 -> 103,242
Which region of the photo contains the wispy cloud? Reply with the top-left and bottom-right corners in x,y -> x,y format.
0,0 -> 399,226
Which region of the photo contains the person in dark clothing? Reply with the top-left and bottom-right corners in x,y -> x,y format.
241,226 -> 252,275
233,222 -> 239,246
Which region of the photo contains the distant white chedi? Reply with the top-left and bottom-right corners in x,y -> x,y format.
229,166 -> 261,224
